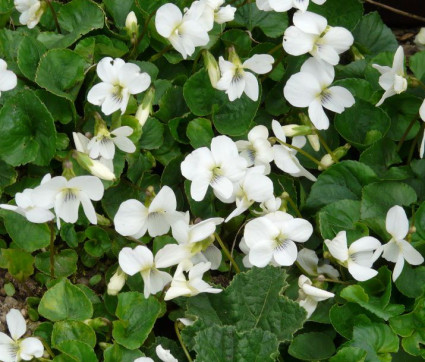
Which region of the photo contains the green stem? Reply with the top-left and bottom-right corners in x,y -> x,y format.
397,116 -> 418,152
284,192 -> 302,218
274,138 -> 325,169
175,321 -> 193,362
407,123 -> 424,164
316,277 -> 350,285
45,0 -> 61,34
267,43 -> 282,55
49,222 -> 56,278
214,233 -> 241,273
129,10 -> 156,59
310,126 -> 338,163
149,45 -> 172,62
41,338 -> 56,358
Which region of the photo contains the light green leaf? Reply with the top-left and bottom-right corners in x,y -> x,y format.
289,332 -> 336,361
410,50 -> 425,83
194,325 -> 279,362
348,323 -> 399,362
0,248 -> 34,281
36,49 -> 87,101
334,99 -> 390,148
0,210 -> 50,252
0,89 -> 56,166
38,279 -> 93,321
112,292 -> 162,350
352,12 -> 398,56
309,0 -> 363,30
234,3 -> 288,38
52,320 -> 96,348
186,118 -> 214,149
182,266 -> 306,349
56,340 -> 97,362
305,161 -> 377,211
35,249 -> 78,278
360,181 -> 417,237
58,0 -> 104,37
330,347 -> 367,362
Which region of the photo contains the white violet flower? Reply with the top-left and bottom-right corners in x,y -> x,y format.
284,58 -> 355,130
382,205 -> 424,281
114,186 -> 178,238
0,59 -> 17,98
119,245 -> 172,298
0,174 -> 54,223
14,0 -> 45,29
244,211 -> 313,267
297,275 -> 334,318
235,125 -> 274,173
164,261 -> 221,300
297,248 -> 339,279
256,0 -> 325,12
87,126 -> 136,160
216,49 -> 274,101
325,231 -> 382,282
185,0 -> 236,31
156,216 -> 224,269
32,175 -> 104,229
133,344 -> 178,362
0,309 -> 44,362
155,3 -> 210,59
283,11 -> 354,66
72,132 -> 116,181
87,57 -> 151,116
414,28 -> 425,50
372,46 -> 407,107
181,135 -> 247,202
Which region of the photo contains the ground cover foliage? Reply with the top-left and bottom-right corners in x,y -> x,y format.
0,0 -> 424,361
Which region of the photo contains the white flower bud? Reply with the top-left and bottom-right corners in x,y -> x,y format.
318,154 -> 334,171
415,28 -> 425,50
282,124 -> 311,137
125,11 -> 138,36
107,268 -> 126,296
136,88 -> 155,127
307,134 -> 320,152
203,51 -> 221,88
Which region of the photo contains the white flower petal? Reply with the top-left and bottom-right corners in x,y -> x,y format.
282,218 -> 313,243
148,213 -> 171,237
87,82 -> 115,106
243,54 -> 274,74
420,98 -> 425,122
284,72 -> 322,108
293,10 -> 327,35
322,86 -> 355,113
324,230 -> 348,263
78,192 -> 97,224
320,26 -> 354,54
6,309 -> 26,340
156,344 -> 178,362
149,186 -> 176,214
113,136 -> 136,154
155,244 -> 190,268
0,69 -> 17,92
349,236 -> 381,254
268,0 -> 293,11
392,46 -> 405,75
119,246 -> 151,276
347,259 -> 378,281
283,26 -> 316,55
392,252 -> 405,281
249,240 -> 274,267
155,3 -> 183,38
19,337 -> 44,359
386,205 -> 409,240
399,239 -> 424,265
114,199 -> 148,237
273,240 -> 298,266
243,71 -> 259,101
308,97 -> 330,130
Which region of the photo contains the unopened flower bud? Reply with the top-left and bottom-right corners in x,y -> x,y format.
125,11 -> 139,40
282,124 -> 312,137
334,143 -> 351,159
107,268 -> 126,296
351,45 -> 365,60
203,50 -> 220,88
228,46 -> 242,67
415,28 -> 425,50
318,154 -> 334,171
73,151 -> 116,181
307,134 -> 320,152
136,87 -> 155,127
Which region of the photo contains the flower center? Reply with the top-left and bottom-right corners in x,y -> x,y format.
62,188 -> 78,202
112,85 -> 125,102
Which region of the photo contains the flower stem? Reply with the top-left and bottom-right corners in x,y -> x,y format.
397,116 -> 418,152
214,233 -> 241,273
283,192 -> 302,218
48,222 -> 56,278
267,43 -> 282,55
407,123 -> 424,164
274,138 -> 325,169
363,0 -> 425,22
175,321 -> 193,362
41,338 -> 56,358
45,0 -> 62,34
149,45 -> 172,62
309,124 -> 338,164
129,10 -> 156,59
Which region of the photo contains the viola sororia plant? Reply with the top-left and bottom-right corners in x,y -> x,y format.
0,0 -> 425,360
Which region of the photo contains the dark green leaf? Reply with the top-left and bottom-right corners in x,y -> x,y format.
289,332 -> 336,361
